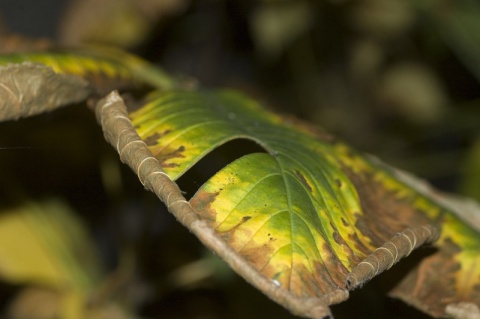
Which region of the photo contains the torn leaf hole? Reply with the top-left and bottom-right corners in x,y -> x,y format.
176,138 -> 267,200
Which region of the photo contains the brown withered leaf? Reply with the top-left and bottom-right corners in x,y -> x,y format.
380,165 -> 480,318
0,62 -> 92,121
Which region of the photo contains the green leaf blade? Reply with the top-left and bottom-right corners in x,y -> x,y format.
191,152 -> 347,297
103,85 -> 480,317
131,89 -> 379,298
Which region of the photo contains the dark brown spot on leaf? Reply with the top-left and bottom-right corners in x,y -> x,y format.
144,131 -> 171,146
349,231 -> 374,257
335,179 -> 342,188
318,243 -> 350,288
294,169 -> 312,192
157,145 -> 186,167
144,132 -> 160,146
330,222 -> 363,267
333,230 -> 342,245
341,165 -> 433,247
237,239 -> 274,270
190,191 -> 219,224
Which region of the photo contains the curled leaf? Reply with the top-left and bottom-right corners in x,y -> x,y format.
0,62 -> 91,121
0,47 -> 174,93
96,89 -> 480,318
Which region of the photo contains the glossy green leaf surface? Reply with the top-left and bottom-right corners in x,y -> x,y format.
132,90 -> 372,294
129,89 -> 480,316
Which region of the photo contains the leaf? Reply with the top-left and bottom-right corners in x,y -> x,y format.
0,200 -> 100,287
0,42 -> 176,120
4,42 -> 478,317
0,199 -> 133,319
0,45 -> 174,93
0,62 -> 91,121
0,200 -> 100,318
96,90 -> 480,318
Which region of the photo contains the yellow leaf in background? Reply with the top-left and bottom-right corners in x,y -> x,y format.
0,199 -> 128,319
0,200 -> 100,288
